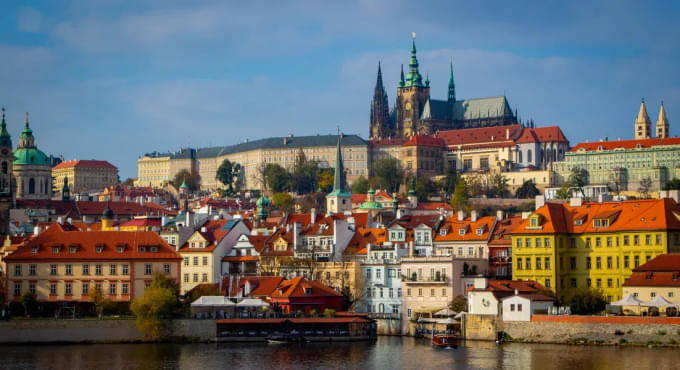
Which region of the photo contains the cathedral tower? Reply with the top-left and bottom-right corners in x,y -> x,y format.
635,99 -> 652,140
448,59 -> 456,103
0,108 -> 13,236
369,62 -> 391,139
396,33 -> 430,137
656,101 -> 669,139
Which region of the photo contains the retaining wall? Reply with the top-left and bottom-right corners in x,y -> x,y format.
374,317 -> 402,336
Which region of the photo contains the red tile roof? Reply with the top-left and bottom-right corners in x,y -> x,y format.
53,160 -> 117,170
514,126 -> 568,144
403,135 -> 445,147
630,254 -> 680,272
4,223 -> 181,262
77,201 -> 149,216
489,216 -> 523,246
220,276 -> 284,296
369,138 -> 407,146
437,124 -> 521,147
120,218 -> 162,228
178,219 -> 233,252
570,137 -> 680,152
270,277 -> 342,298
435,216 -> 495,242
472,279 -> 548,300
623,254 -> 680,287
414,202 -> 453,211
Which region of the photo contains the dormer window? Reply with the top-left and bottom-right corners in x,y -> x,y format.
476,228 -> 484,236
459,228 -> 466,236
31,247 -> 39,254
117,245 -> 125,253
139,246 -> 146,253
52,246 -> 60,254
530,218 -> 538,227
304,288 -> 312,295
96,245 -> 104,253
69,246 -> 77,254
440,229 -> 447,236
150,246 -> 159,253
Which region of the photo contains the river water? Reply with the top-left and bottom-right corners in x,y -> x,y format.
0,337 -> 677,369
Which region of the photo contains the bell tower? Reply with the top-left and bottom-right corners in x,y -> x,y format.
635,99 -> 652,140
0,108 -> 14,236
396,33 -> 430,138
369,62 -> 391,139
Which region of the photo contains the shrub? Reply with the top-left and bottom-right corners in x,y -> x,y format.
657,330 -> 667,335
567,288 -> 607,315
619,338 -> 627,344
449,295 -> 468,312
322,308 -> 336,317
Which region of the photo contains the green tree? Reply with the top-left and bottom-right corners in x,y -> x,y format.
638,176 -> 653,198
515,180 -> 541,199
272,192 -> 295,214
438,164 -> 458,195
88,285 -> 111,319
216,159 -> 241,194
150,272 -> 180,298
20,291 -> 37,316
292,149 -> 320,194
555,183 -> 572,200
316,168 -> 334,193
121,178 -> 135,187
184,284 -> 219,316
568,167 -> 588,197
372,158 -> 403,193
491,174 -> 510,198
663,178 -> 680,191
449,295 -> 468,312
265,164 -> 291,193
450,178 -> 469,210
351,175 -> 369,194
567,288 -> 607,315
172,169 -> 201,192
414,177 -> 437,202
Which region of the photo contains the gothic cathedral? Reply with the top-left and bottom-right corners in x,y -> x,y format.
0,108 -> 14,236
369,34 -> 519,139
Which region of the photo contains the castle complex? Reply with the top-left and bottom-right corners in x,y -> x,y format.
369,34 -> 518,139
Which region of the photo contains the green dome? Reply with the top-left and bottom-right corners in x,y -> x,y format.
14,147 -> 51,166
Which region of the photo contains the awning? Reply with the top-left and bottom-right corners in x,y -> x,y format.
434,308 -> 457,317
413,306 -> 446,315
235,298 -> 270,307
641,296 -> 674,307
190,296 -> 235,307
610,294 -> 642,306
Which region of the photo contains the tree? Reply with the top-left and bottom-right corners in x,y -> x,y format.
253,162 -> 269,191
450,178 -> 469,210
663,178 -> 680,191
438,163 -> 458,195
184,284 -> 219,315
291,150 -> 320,194
491,174 -> 510,198
296,192 -> 326,213
20,291 -> 37,317
449,295 -> 468,312
351,175 -> 369,194
567,287 -> 607,315
638,176 -> 653,199
272,192 -> 294,214
515,180 -> 540,199
568,167 -> 588,197
172,169 -> 201,192
316,168 -> 334,193
609,167 -> 625,195
265,164 -> 291,193
121,178 -> 135,187
372,158 -> 403,193
216,159 -> 241,194
555,183 -> 572,200
130,273 -> 179,339
88,285 -> 111,319
414,177 -> 437,202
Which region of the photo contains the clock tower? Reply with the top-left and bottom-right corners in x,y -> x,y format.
396,33 -> 430,137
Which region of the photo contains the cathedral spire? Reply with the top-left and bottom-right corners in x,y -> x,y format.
370,62 -> 390,138
448,58 -> 456,102
399,64 -> 405,88
635,98 -> 652,140
375,61 -> 385,91
405,32 -> 423,87
656,101 -> 669,139
331,131 -> 348,195
0,108 -> 11,148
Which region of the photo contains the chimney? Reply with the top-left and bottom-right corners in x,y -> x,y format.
514,289 -> 519,295
408,240 -> 414,257
201,226 -> 207,233
569,197 -> 582,207
396,208 -> 404,219
67,217 -> 72,224
310,208 -> 316,224
496,210 -> 504,221
473,277 -> 487,290
506,128 -> 510,140
661,189 -> 680,204
535,195 -> 545,211
33,226 -> 41,236
57,216 -> 64,225
471,210 -> 478,222
457,210 -> 466,221
521,212 -> 531,220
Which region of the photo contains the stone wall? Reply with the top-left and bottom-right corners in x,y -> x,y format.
0,319 -> 216,344
464,314 -> 500,341
374,317 -> 401,336
504,315 -> 680,345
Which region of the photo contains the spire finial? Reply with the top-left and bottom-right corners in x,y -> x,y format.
1,108 -> 5,122
412,31 -> 416,40
25,112 -> 29,127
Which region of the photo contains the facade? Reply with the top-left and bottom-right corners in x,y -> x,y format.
360,242 -> 407,315
13,114 -> 52,200
138,134 -> 369,191
622,253 -> 680,306
501,294 -> 554,322
4,223 -> 182,303
467,278 -> 549,318
268,276 -> 343,314
52,160 -> 118,196
402,135 -> 445,178
0,109 -> 14,236
433,210 -> 493,260
369,35 -> 518,139
510,198 -> 680,302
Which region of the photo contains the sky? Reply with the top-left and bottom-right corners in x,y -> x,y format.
0,0 -> 679,179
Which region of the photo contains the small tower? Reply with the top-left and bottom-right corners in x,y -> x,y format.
0,108 -> 13,236
102,204 -> 115,230
448,59 -> 456,103
397,33 -> 431,138
408,177 -> 418,208
62,176 -> 70,201
179,178 -> 189,196
656,101 -> 669,139
326,132 -> 352,214
256,193 -> 270,220
635,99 -> 652,140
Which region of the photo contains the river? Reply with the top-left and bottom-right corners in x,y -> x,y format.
0,337 -> 677,369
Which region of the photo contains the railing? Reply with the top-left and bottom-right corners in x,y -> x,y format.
401,275 -> 449,283
367,313 -> 401,320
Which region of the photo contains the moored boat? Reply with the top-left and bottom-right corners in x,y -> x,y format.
266,333 -> 307,344
432,334 -> 459,348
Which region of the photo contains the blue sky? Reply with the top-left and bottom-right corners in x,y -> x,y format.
1,0 -> 678,178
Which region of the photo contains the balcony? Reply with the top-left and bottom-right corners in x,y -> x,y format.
401,275 -> 449,284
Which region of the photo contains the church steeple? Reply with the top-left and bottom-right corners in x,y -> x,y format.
635,99 -> 652,140
0,108 -> 11,148
19,112 -> 35,149
656,101 -> 669,139
370,62 -> 390,138
404,32 -> 423,88
448,59 -> 456,102
326,131 -> 351,214
331,132 -> 348,195
399,64 -> 405,88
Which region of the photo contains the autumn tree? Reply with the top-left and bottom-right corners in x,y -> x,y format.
567,288 -> 607,315
316,168 -> 334,193
20,291 -> 37,317
172,169 -> 201,192
515,180 -> 541,199
555,183 -> 572,200
88,285 -> 111,319
272,192 -> 294,214
450,178 -> 469,210
372,158 -> 403,193
130,273 -> 179,340
449,295 -> 468,312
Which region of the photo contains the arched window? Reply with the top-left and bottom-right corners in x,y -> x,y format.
528,150 -> 533,163
1,162 -> 6,174
29,178 -> 35,194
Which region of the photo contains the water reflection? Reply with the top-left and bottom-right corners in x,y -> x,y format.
0,337 -> 678,369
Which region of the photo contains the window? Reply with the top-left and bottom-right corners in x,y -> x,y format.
110,283 -> 117,295
634,235 -> 640,246
430,288 -> 435,297
29,264 -> 36,276
570,257 -> 576,270
646,255 -> 652,263
545,279 -> 551,288
14,284 -> 21,297
525,257 -> 531,270
570,278 -> 577,288
184,274 -> 189,283
83,264 -> 90,275
144,264 -> 152,275
596,279 -> 602,288
407,309 -> 412,318
377,269 -> 382,279
634,255 -> 640,268
442,288 -> 447,297
517,259 -> 523,270
398,288 -> 402,298
123,264 -> 129,275
164,264 -> 171,274
389,288 -> 394,298
510,304 -> 515,311
516,238 -> 522,248
535,238 -> 541,248
656,234 -> 662,245
645,235 -> 651,245
50,283 -> 57,295
50,264 -> 57,275
203,256 -> 208,266
586,257 -> 591,269
596,257 -> 601,269
14,265 -> 22,276
624,256 -> 630,268
607,279 -> 613,288
193,273 -> 198,282
95,264 -> 102,275
202,273 -> 208,282
418,288 -> 423,297
595,237 -> 601,247
82,283 -> 89,296
570,238 -> 576,248
517,304 -> 523,312
607,257 -> 613,269
587,278 -> 591,287
110,264 -> 117,275
184,257 -> 189,266
65,283 -> 72,295
122,283 -> 129,295
623,235 -> 629,246
536,258 -> 542,270
585,238 -> 591,248
545,238 -> 551,247
545,257 -> 551,269
193,257 -> 199,265
606,237 -> 613,247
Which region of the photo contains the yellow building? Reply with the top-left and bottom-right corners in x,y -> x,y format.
510,198 -> 680,302
136,152 -> 172,188
621,254 -> 680,313
53,160 -> 118,196
4,223 -> 181,303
